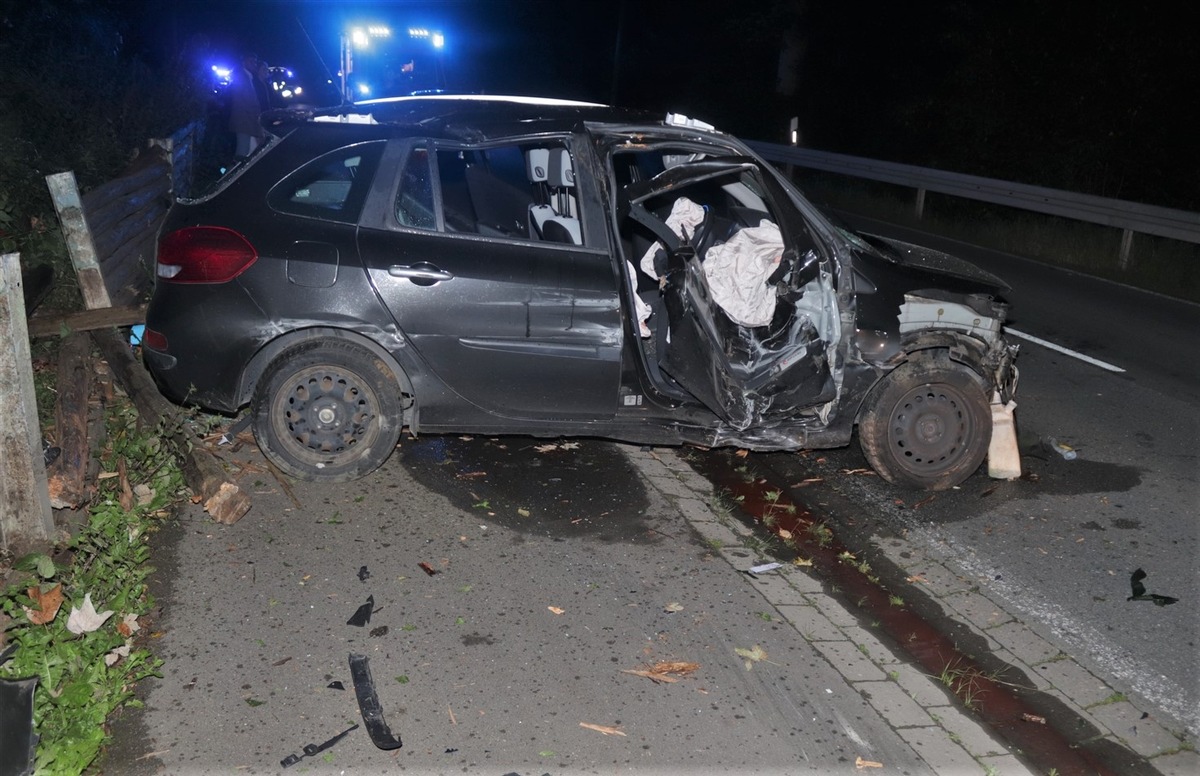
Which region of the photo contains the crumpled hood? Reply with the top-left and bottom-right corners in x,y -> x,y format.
863,234 -> 1010,292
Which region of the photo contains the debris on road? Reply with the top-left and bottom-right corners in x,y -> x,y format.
357,566 -> 370,582
1128,568 -> 1179,606
735,644 -> 772,670
1022,713 -> 1047,724
327,681 -> 344,690
418,562 -> 439,577
347,595 -> 375,627
663,602 -> 684,613
547,606 -> 565,615
746,562 -> 782,576
1047,437 -> 1078,460
279,723 -> 359,768
349,653 -> 403,750
855,755 -> 883,769
579,722 -> 626,737
621,661 -> 700,684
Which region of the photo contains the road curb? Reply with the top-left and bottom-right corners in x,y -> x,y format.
624,445 -> 1037,776
624,446 -> 1195,776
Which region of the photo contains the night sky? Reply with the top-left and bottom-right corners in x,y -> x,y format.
110,1 -> 1200,210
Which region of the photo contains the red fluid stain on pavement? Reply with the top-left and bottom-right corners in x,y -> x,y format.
691,454 -> 1128,776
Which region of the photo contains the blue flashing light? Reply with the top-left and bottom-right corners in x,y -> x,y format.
357,83 -> 371,96
432,33 -> 445,49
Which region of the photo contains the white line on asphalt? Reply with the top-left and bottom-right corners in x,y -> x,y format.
1005,327 -> 1126,373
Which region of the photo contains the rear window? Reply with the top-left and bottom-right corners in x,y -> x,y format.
268,141 -> 385,223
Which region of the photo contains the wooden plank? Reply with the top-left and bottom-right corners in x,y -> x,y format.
47,332 -> 92,509
80,157 -> 171,213
0,253 -> 56,549
91,328 -> 252,525
94,202 -> 167,263
45,171 -> 112,310
27,303 -> 147,339
86,189 -> 168,242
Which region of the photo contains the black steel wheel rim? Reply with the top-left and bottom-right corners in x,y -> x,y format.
272,365 -> 380,463
888,383 -> 975,474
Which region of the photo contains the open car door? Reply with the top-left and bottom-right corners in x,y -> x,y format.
623,158 -> 839,430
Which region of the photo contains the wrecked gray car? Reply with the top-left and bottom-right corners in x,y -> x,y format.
143,95 -> 1018,488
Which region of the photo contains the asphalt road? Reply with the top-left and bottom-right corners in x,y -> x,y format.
776,217 -> 1200,739
102,436 -> 954,775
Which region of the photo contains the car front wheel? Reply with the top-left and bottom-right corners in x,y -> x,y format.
252,341 -> 404,482
858,352 -> 991,490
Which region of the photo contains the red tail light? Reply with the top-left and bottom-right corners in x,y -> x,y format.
142,328 -> 168,351
157,227 -> 258,283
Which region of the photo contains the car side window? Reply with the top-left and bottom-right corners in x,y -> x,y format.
268,141 -> 385,223
396,146 -> 435,229
393,140 -> 583,246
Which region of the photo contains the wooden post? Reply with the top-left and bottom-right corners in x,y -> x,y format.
1118,228 -> 1134,271
45,171 -> 113,310
0,253 -> 56,549
47,333 -> 93,509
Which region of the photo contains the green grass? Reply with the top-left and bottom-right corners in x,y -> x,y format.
1,402 -> 186,775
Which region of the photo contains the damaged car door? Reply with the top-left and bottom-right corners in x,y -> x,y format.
624,158 -> 840,430
358,139 -> 622,423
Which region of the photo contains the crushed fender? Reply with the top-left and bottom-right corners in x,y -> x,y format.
348,653 -> 403,750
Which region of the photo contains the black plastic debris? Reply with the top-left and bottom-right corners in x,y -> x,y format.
327,681 -> 345,690
280,723 -> 358,768
348,653 -> 403,750
357,565 -> 370,582
0,644 -> 38,776
369,625 -> 389,638
347,595 -> 375,627
1128,568 -> 1179,607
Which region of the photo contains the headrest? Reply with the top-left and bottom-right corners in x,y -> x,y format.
526,148 -> 549,183
548,148 -> 574,188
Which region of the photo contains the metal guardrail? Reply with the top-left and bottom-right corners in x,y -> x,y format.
746,140 -> 1200,268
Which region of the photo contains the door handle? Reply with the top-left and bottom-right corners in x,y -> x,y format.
388,263 -> 454,285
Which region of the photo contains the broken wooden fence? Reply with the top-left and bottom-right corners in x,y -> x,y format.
0,131 -> 251,551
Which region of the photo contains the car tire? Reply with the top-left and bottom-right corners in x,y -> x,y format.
252,340 -> 404,482
858,352 -> 991,491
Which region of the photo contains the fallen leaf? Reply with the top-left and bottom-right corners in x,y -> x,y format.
734,449 -> 750,458
66,593 -> 115,634
906,573 -> 928,584
734,644 -> 769,670
418,562 -> 438,576
621,661 -> 700,684
855,756 -> 883,769
579,722 -> 626,737
117,612 -> 140,637
1022,713 -> 1047,724
517,508 -> 531,517
547,606 -> 565,615
104,643 -> 131,667
777,529 -> 793,540
22,583 -> 64,625
663,602 -> 684,613
559,442 -> 580,450
792,557 -> 813,567
534,444 -> 559,453
791,477 -> 825,487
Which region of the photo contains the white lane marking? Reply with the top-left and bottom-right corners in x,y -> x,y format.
1005,327 -> 1126,373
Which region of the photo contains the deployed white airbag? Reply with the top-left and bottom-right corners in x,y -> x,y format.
703,220 -> 783,327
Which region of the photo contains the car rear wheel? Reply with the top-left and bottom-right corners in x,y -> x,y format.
858,352 -> 991,490
252,341 -> 403,482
